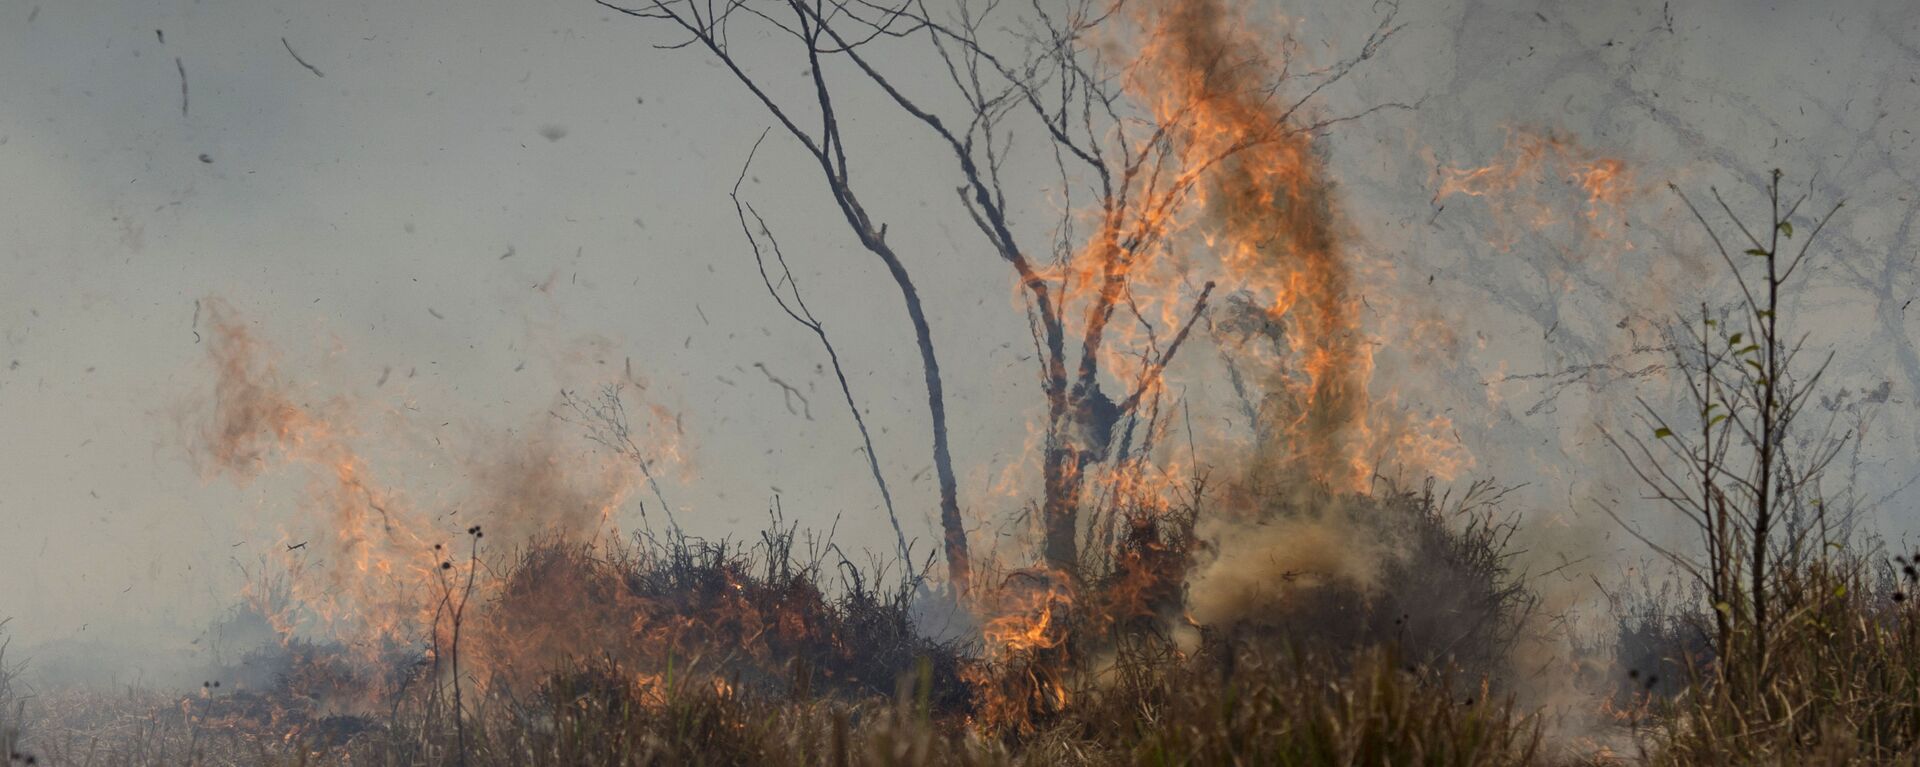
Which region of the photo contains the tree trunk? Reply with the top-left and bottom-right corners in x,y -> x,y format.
1041,443 -> 1081,573
862,234 -> 971,594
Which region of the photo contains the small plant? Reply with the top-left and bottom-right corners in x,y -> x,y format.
0,618 -> 34,767
1605,170 -> 1846,688
429,524 -> 485,766
1600,172 -> 1920,762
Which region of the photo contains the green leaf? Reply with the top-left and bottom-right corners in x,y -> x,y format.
1757,310 -> 1774,319
1779,220 -> 1794,237
1709,414 -> 1728,426
1745,248 -> 1770,257
1728,332 -> 1743,345
1738,344 -> 1761,355
1654,427 -> 1674,438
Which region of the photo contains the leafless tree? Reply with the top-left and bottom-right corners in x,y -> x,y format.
732,131 -> 914,567
603,0 -> 1399,589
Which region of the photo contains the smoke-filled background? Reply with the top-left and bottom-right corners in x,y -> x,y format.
2,0 -> 1917,684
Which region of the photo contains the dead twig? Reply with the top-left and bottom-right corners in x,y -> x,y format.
753,362 -> 813,420
176,57 -> 188,117
281,37 -> 325,78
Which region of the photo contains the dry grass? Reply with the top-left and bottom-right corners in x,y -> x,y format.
10,647 -> 1534,766
1622,551 -> 1920,765
6,513 -> 1916,766
0,488 -> 1551,766
2,619 -> 27,765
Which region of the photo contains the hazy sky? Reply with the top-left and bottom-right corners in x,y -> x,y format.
3,0 -> 1917,662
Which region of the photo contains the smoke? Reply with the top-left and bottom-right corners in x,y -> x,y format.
188,298 -> 666,694
1434,127 -> 1639,254
1128,0 -> 1377,493
197,299 -> 436,655
174,0 -> 1603,727
1184,499 -> 1391,626
1114,0 -> 1428,635
1116,0 -> 1592,730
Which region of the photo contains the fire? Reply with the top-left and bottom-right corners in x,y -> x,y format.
965,566 -> 1077,731
979,569 -> 1076,655
176,0 -> 1605,745
960,0 -> 1497,727
1435,127 -> 1638,249
1078,0 -> 1474,497
196,299 -> 675,701
199,302 -> 444,662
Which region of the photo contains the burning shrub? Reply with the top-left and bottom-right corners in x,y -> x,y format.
960,476 -> 1536,739
1187,479 -> 1536,678
479,524 -> 970,714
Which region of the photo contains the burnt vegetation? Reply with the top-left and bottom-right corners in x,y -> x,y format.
3,483 -> 1554,765
5,0 -> 1915,762
11,167 -> 1919,766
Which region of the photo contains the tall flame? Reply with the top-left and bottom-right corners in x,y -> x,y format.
201,302 -> 441,659
1127,0 -> 1371,491
198,300 -> 658,697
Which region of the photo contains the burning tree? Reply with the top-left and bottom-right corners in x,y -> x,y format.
173,0 -> 1473,745
603,0 -> 1404,591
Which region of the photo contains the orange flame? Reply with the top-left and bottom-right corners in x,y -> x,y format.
1436,128 -> 1638,249
979,568 -> 1076,655
1120,0 -> 1375,492
971,0 -> 1478,663
196,300 -> 669,700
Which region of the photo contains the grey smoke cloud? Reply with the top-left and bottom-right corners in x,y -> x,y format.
1,0 -> 1915,668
